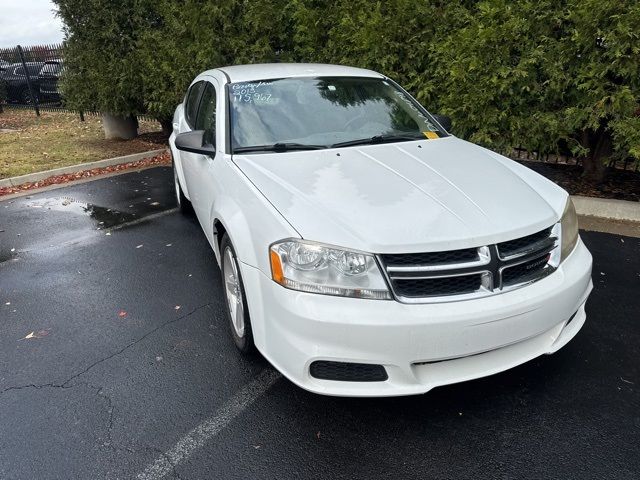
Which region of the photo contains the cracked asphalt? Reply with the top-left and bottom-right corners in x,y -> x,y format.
0,166 -> 639,480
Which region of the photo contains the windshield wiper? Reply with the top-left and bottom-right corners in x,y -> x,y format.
331,133 -> 425,148
233,143 -> 327,153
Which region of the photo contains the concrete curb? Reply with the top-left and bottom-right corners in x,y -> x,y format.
0,148 -> 167,188
572,195 -> 640,223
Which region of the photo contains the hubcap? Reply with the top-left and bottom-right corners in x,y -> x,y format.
223,247 -> 244,337
173,166 -> 181,206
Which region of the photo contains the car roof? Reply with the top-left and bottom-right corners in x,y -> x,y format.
5,62 -> 43,67
212,63 -> 384,83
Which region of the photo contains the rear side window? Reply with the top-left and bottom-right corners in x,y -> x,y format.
27,64 -> 42,75
185,81 -> 205,128
41,63 -> 62,75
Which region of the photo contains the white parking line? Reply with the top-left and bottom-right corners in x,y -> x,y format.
136,369 -> 282,480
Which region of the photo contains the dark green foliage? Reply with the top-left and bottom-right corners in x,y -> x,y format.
54,0 -> 639,177
54,0 -> 145,116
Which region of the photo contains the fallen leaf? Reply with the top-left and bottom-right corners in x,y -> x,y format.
136,244 -> 143,249
23,329 -> 50,340
174,305 -> 181,310
0,153 -> 171,198
118,310 -> 128,318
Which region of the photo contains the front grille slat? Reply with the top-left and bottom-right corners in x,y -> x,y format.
501,252 -> 552,287
497,227 -> 554,258
379,225 -> 559,303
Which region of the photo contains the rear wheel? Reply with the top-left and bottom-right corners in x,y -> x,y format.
172,157 -> 193,214
19,87 -> 35,105
221,234 -> 255,354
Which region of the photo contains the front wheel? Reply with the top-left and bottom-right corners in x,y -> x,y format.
172,157 -> 193,214
221,234 -> 255,354
19,87 -> 37,105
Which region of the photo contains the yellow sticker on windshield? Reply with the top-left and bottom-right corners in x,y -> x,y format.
423,131 -> 439,139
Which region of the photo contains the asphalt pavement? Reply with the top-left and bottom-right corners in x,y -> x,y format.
0,167 -> 638,480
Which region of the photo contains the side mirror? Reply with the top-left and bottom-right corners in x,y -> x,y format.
174,130 -> 216,156
433,114 -> 452,132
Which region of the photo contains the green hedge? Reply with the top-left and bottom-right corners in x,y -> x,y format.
54,0 -> 640,178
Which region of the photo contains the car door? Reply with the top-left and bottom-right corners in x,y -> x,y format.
182,78 -> 220,240
177,79 -> 205,202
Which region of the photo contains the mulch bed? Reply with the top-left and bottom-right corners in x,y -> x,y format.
516,160 -> 640,202
0,151 -> 171,197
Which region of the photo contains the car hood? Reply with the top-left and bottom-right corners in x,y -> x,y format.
233,137 -> 566,253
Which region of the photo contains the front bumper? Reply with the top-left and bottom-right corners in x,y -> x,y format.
241,238 -> 593,397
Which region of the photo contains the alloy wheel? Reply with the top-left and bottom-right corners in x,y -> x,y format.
223,246 -> 244,338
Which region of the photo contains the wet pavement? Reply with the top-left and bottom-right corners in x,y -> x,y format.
0,166 -> 639,480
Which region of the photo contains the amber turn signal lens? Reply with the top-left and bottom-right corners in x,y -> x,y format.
270,249 -> 285,285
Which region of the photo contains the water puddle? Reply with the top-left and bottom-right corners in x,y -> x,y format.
27,196 -> 137,229
0,249 -> 15,263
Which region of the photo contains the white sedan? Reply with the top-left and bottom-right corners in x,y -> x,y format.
169,63 -> 593,397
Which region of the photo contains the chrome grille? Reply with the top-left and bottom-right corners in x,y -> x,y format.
379,225 -> 559,303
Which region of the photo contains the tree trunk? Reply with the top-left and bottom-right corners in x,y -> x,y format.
580,128 -> 611,184
102,113 -> 138,140
582,155 -> 606,183
159,118 -> 173,136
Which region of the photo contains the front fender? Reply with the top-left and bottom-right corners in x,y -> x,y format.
209,158 -> 299,275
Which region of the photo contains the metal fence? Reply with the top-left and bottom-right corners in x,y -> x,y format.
0,43 -> 76,117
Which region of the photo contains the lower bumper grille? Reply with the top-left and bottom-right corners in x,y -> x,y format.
309,361 -> 388,382
379,225 -> 560,302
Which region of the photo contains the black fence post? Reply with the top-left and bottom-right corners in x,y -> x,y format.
17,45 -> 40,117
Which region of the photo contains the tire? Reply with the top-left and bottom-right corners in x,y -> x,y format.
19,87 -> 36,105
172,157 -> 193,214
220,234 -> 255,354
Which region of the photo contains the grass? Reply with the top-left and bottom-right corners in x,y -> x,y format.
0,108 -> 167,179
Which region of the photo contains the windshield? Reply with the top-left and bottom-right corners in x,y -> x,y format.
228,76 -> 446,152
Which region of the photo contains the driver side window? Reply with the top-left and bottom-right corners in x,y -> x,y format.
195,82 -> 217,147
185,81 -> 205,129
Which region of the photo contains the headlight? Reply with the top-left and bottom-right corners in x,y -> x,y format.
269,239 -> 392,299
560,197 -> 579,261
